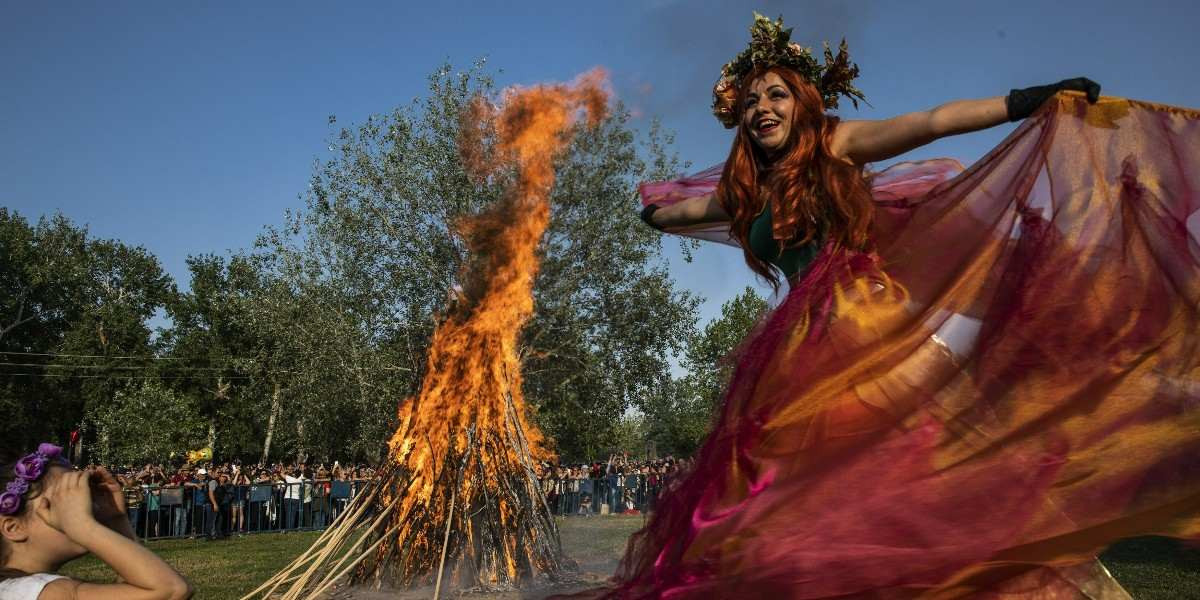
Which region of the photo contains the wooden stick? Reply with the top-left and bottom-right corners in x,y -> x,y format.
433,426 -> 474,600
432,484 -> 457,600
303,519 -> 407,600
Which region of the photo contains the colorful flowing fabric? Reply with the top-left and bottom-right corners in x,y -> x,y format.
561,92 -> 1200,599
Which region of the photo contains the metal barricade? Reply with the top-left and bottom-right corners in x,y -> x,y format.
129,471 -> 673,540
541,474 -> 666,517
128,479 -> 371,540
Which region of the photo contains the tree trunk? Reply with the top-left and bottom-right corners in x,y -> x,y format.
262,381 -> 282,464
205,374 -> 228,458
296,418 -> 307,465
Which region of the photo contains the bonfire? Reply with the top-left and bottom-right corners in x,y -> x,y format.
244,70 -> 609,600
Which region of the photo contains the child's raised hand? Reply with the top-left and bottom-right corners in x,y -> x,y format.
89,467 -> 131,534
34,469 -> 97,537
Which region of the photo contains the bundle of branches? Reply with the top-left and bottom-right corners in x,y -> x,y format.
244,69 -> 609,600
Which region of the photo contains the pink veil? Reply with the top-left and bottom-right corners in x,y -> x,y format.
595,92 -> 1200,598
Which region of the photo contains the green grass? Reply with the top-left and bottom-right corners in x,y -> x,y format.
58,521 -> 1199,599
1103,537 -> 1200,599
61,530 -> 324,599
557,514 -> 644,573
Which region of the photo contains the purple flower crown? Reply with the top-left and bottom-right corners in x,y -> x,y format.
0,443 -> 70,516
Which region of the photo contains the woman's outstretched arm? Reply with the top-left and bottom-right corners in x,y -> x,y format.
831,97 -> 1009,166
642,191 -> 730,230
832,78 -> 1100,166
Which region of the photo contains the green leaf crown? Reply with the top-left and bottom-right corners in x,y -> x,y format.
712,13 -> 866,128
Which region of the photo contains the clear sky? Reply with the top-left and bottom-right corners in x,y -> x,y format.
5,0 -> 1199,328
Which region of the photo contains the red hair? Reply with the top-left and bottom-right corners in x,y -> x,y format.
717,66 -> 874,288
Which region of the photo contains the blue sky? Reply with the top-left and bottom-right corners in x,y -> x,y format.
4,0 -> 1199,328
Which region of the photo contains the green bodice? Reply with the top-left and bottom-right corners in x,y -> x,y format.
748,202 -> 820,280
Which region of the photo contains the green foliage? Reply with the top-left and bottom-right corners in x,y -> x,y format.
0,209 -> 175,451
643,287 -> 769,457
161,254 -> 274,459
682,286 -> 769,405
256,61 -> 699,461
606,414 -> 651,459
89,380 -> 207,466
3,61 -> 700,464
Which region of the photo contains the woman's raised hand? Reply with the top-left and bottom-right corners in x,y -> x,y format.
1007,77 -> 1101,121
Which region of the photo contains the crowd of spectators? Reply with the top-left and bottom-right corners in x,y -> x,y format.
537,454 -> 693,516
101,453 -> 688,540
100,460 -> 377,540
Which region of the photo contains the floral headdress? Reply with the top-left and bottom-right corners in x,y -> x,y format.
0,443 -> 70,515
713,12 -> 866,128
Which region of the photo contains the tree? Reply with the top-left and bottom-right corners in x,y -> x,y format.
645,287 -> 769,456
254,62 -> 698,460
0,209 -> 175,451
162,254 -> 271,460
3,61 -> 701,465
0,209 -> 89,448
88,380 -> 207,467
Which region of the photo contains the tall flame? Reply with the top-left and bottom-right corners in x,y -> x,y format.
375,68 -> 609,587
242,69 -> 611,600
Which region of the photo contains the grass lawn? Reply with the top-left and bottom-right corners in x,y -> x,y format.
1102,536 -> 1200,599
62,530 -> 326,599
60,518 -> 1199,599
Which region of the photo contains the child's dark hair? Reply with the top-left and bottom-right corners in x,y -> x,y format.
0,449 -> 47,580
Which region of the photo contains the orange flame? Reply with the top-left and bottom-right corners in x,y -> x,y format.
379,68 -> 609,586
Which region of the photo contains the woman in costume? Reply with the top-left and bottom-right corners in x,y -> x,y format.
582,14 -> 1200,599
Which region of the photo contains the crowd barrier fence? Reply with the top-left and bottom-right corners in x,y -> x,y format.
125,474 -> 668,540
124,480 -> 371,541
541,474 -> 666,517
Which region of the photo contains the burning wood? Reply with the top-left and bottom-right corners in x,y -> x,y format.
244,69 -> 609,600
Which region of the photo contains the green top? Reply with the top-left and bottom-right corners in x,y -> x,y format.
748,202 -> 821,280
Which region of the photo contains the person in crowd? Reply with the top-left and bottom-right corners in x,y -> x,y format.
193,469 -> 214,540
311,467 -> 330,529
254,468 -> 275,532
0,444 -> 192,599
281,467 -> 304,531
230,467 -> 250,536
185,469 -> 208,538
299,466 -> 314,528
141,470 -> 163,539
167,466 -> 191,537
211,472 -> 232,540
545,466 -> 561,515
330,465 -> 350,524
601,457 -> 616,514
575,467 -> 594,516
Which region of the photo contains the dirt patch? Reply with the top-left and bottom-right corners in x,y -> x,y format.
327,515 -> 645,599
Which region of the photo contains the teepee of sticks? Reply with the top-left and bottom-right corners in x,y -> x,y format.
243,70 -> 609,600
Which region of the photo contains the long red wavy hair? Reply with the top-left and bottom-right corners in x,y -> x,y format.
718,66 -> 874,288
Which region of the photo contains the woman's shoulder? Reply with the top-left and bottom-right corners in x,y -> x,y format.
0,573 -> 71,599
825,119 -> 864,168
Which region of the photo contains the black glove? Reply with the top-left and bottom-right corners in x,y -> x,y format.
1006,77 -> 1101,121
640,204 -> 665,231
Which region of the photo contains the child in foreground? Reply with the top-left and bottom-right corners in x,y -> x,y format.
0,444 -> 192,600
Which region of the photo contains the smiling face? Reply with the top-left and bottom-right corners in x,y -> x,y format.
742,71 -> 796,158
